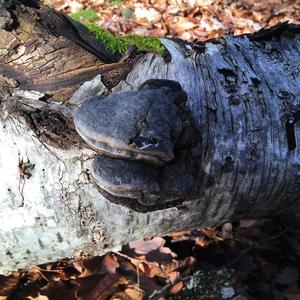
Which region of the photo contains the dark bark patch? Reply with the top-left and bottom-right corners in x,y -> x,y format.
191,40 -> 207,53
248,144 -> 261,161
18,0 -> 40,9
56,232 -> 63,243
249,22 -> 300,42
30,110 -> 68,136
286,119 -> 297,151
18,159 -> 35,180
38,239 -> 45,249
0,8 -> 13,30
222,156 -> 234,173
21,108 -> 83,150
250,77 -> 260,85
218,68 -> 237,83
277,90 -> 293,100
228,95 -> 240,105
6,250 -> 13,259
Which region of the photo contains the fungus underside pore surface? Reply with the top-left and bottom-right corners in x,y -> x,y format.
70,10 -> 165,54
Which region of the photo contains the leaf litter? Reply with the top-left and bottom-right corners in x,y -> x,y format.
1,216 -> 300,299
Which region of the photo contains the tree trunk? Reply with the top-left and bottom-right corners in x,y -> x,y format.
0,0 -> 299,273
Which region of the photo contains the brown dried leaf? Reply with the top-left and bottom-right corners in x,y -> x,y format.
118,259 -> 163,296
26,294 -> 49,300
40,280 -> 77,300
169,230 -> 192,238
135,261 -> 160,278
167,271 -> 180,283
168,281 -> 184,295
129,237 -> 165,255
134,7 -> 161,25
155,257 -> 196,279
129,237 -> 177,263
0,273 -> 20,297
75,274 -> 127,300
32,268 -> 68,282
123,284 -> 145,300
195,237 -> 209,247
102,253 -> 119,275
74,254 -> 118,278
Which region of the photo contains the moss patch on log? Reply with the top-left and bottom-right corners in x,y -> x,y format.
70,10 -> 165,54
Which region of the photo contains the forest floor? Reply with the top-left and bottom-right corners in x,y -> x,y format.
1,217 -> 300,299
46,0 -> 299,41
1,0 -> 300,299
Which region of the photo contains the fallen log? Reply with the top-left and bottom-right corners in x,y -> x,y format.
0,0 -> 299,273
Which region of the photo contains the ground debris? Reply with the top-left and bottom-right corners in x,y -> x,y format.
45,0 -> 299,42
1,217 -> 300,299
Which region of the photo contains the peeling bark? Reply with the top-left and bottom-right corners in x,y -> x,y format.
0,1 -> 299,273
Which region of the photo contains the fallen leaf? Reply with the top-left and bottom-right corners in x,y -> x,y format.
40,280 -> 77,300
129,237 -> 177,263
0,273 -> 20,297
75,274 -> 127,300
134,7 -> 161,25
123,284 -> 144,300
129,237 -> 165,255
168,281 -> 184,295
74,254 -> 117,278
102,253 -> 119,275
26,294 -> 49,300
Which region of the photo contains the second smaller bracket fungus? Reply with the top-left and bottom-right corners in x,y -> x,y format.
74,79 -> 188,166
91,155 -> 161,206
91,153 -> 199,210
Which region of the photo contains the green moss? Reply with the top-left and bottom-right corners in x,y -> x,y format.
44,2 -> 52,8
84,23 -> 124,53
70,13 -> 165,55
120,35 -> 164,53
107,0 -> 124,7
70,9 -> 100,23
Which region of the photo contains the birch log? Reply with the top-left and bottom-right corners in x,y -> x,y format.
0,0 -> 300,273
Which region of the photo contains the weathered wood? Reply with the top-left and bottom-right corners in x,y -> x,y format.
0,1 -> 299,273
0,0 -> 134,100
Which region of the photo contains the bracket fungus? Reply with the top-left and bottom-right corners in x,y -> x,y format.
74,79 -> 200,211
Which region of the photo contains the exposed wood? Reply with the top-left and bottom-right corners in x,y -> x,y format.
0,0 -> 135,100
0,1 -> 299,273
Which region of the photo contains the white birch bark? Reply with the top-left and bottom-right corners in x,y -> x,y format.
0,2 -> 299,273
